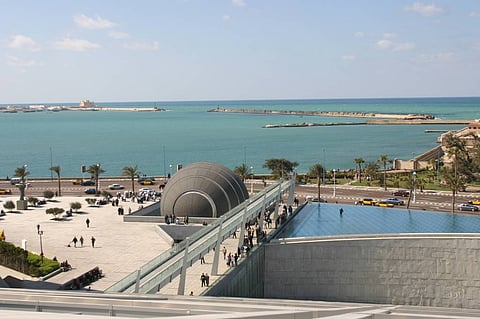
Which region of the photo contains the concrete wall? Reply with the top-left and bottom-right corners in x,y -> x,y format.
205,245 -> 265,298
265,234 -> 480,309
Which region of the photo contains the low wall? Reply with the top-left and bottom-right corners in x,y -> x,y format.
265,234 -> 480,309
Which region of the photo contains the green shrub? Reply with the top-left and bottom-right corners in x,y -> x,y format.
43,190 -> 54,199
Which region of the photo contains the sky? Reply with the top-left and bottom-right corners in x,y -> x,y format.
1,0 -> 479,104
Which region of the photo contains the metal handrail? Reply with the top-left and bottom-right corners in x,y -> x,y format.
106,179 -> 293,293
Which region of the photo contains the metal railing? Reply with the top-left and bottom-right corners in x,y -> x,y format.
106,178 -> 294,294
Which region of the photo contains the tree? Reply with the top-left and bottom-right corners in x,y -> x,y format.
14,165 -> 30,201
14,165 -> 30,183
3,200 -> 15,212
70,202 -> 82,213
364,162 -> 379,184
309,164 -> 324,201
85,198 -> 97,206
443,134 -> 471,212
87,164 -> 105,193
234,163 -> 251,182
46,207 -> 64,220
27,197 -> 39,207
43,190 -> 54,200
263,158 -> 298,179
354,158 -> 365,182
122,165 -> 140,193
49,165 -> 62,196
378,154 -> 390,191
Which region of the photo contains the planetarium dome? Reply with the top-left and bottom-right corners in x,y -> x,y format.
160,162 -> 249,218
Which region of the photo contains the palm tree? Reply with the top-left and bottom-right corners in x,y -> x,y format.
122,165 -> 140,192
309,163 -> 324,201
87,164 -> 105,193
354,158 -> 365,182
49,165 -> 62,196
378,154 -> 390,191
14,165 -> 30,201
14,165 -> 30,183
234,163 -> 251,182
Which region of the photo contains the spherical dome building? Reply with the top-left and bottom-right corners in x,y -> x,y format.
160,162 -> 249,218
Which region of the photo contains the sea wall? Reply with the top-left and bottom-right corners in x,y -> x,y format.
265,234 -> 480,309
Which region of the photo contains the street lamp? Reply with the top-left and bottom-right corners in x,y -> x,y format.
169,164 -> 172,178
37,224 -> 44,263
250,166 -> 254,194
412,171 -> 417,203
333,169 -> 337,197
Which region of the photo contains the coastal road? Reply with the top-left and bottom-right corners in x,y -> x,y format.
1,178 -> 479,214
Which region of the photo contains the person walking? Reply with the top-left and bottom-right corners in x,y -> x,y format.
79,236 -> 84,247
91,236 -> 96,248
222,246 -> 227,260
86,218 -> 90,228
205,273 -> 210,287
200,273 -> 206,287
72,236 -> 78,248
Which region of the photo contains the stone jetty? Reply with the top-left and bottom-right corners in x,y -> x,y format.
208,107 -> 435,120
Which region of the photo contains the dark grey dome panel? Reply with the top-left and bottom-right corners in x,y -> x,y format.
160,162 -> 249,218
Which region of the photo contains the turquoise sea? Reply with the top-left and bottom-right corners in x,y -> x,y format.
1,97 -> 479,178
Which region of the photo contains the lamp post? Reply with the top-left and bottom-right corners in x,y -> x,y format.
169,164 -> 172,179
250,166 -> 254,194
412,171 -> 417,203
37,224 -> 44,263
333,169 -> 337,197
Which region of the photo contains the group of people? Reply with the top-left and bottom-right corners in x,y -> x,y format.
70,235 -> 96,248
68,218 -> 96,247
200,272 -> 210,287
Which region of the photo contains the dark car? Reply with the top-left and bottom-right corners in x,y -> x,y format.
385,198 -> 405,206
392,190 -> 410,197
84,188 -> 99,194
82,180 -> 95,186
457,203 -> 479,212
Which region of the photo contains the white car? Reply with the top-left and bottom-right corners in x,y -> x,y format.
108,184 -> 125,190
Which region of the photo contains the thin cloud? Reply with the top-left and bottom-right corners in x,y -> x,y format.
123,41 -> 160,51
376,39 -> 415,51
383,33 -> 397,39
470,11 -> 480,17
354,31 -> 365,38
232,0 -> 246,7
342,55 -> 356,61
8,35 -> 40,51
54,38 -> 101,51
419,52 -> 454,62
109,31 -> 130,39
404,2 -> 445,17
7,55 -> 39,72
74,14 -> 116,29
222,14 -> 231,22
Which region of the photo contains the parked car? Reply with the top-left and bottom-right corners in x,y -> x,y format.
392,190 -> 410,197
360,198 -> 378,206
385,198 -> 405,206
84,188 -> 99,194
139,179 -> 154,185
468,199 -> 480,205
457,203 -> 479,211
74,179 -> 95,186
377,200 -> 394,208
0,188 -> 12,195
108,184 -> 124,190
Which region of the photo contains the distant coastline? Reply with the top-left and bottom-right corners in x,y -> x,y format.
208,107 -> 436,120
0,105 -> 165,113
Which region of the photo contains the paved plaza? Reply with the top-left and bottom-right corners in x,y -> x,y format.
0,193 -> 268,295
